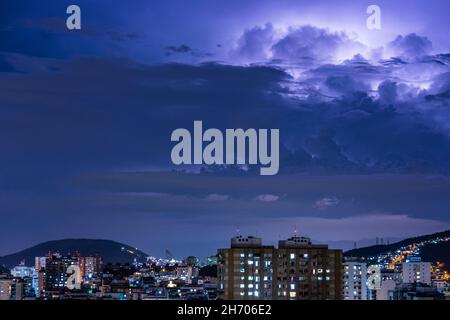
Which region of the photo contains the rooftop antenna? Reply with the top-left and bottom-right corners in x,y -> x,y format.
294,225 -> 299,237
235,225 -> 240,235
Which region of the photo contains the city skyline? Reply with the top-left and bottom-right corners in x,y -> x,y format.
1,233 -> 449,301
2,0 -> 450,259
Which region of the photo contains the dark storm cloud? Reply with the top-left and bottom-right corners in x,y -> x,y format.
165,45 -> 193,55
5,51 -> 450,227
0,54 -> 293,191
164,44 -> 213,59
388,33 -> 433,60
2,47 -> 450,181
2,0 -> 450,256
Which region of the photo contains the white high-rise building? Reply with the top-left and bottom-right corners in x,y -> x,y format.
343,261 -> 368,300
402,262 -> 431,285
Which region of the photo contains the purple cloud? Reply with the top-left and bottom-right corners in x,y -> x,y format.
388,33 -> 433,59
232,23 -> 275,63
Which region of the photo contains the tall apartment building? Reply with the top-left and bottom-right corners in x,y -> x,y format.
44,253 -> 79,293
35,256 -> 47,297
218,236 -> 276,299
218,235 -> 343,300
343,261 -> 367,300
0,275 -> 12,300
402,262 -> 431,285
0,275 -> 33,300
78,256 -> 102,279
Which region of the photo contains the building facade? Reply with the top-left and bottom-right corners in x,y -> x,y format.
218,236 -> 343,300
402,262 -> 431,285
343,261 -> 367,300
0,276 -> 12,300
78,256 -> 102,279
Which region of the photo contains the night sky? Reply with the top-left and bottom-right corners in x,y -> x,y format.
2,0 -> 450,259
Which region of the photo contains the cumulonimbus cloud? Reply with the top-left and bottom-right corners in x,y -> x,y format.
387,33 -> 433,60
232,24 -> 366,64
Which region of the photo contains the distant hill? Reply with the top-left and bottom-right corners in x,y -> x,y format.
345,230 -> 450,269
0,239 -> 149,268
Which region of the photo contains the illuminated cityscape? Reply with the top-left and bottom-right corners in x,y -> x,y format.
2,0 -> 450,308
1,232 -> 449,300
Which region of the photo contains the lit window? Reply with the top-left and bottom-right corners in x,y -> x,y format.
290,253 -> 295,260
